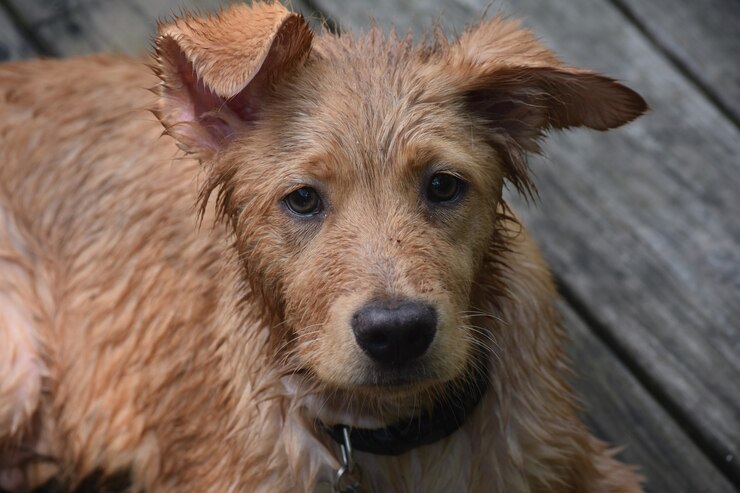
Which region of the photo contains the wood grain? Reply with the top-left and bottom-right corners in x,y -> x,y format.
613,0 -> 740,124
561,302 -> 738,493
311,0 -> 740,483
0,8 -> 37,61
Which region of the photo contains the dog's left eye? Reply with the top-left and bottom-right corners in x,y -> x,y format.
426,173 -> 464,203
284,187 -> 323,216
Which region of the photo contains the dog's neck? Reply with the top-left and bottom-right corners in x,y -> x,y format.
321,363 -> 489,456
283,355 -> 490,459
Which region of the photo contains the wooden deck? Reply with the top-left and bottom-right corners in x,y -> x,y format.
1,0 -> 738,491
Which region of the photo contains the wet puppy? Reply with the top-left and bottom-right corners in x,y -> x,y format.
0,3 -> 647,492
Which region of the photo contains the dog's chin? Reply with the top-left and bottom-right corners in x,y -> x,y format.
352,362 -> 442,393
293,358 -> 478,428
326,365 -> 465,419
308,371 -> 469,429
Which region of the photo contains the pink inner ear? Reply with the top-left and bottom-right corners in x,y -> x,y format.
156,7 -> 314,155
169,46 -> 258,149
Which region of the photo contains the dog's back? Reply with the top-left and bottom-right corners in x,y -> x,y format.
0,57 -> 232,489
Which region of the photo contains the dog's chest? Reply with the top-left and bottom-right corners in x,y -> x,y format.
309,450 -> 488,493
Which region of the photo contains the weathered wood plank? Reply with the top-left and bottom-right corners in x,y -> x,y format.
613,0 -> 740,125
311,0 -> 740,483
561,302 -> 738,493
0,8 -> 37,61
5,0 -> 317,57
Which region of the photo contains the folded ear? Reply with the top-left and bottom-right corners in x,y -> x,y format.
462,65 -> 648,139
155,3 -> 313,155
447,17 -> 648,192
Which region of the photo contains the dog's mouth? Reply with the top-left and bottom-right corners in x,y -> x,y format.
289,362 -> 438,394
354,361 -> 438,389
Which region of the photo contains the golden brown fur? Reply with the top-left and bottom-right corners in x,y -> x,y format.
0,3 -> 647,491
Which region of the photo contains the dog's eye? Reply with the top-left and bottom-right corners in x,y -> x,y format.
426,173 -> 464,203
284,187 -> 322,216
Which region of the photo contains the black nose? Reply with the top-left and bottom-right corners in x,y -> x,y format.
351,299 -> 437,365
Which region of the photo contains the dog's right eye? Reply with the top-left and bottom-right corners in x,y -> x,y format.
284,187 -> 323,216
426,172 -> 465,204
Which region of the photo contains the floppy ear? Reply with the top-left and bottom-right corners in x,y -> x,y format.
154,3 -> 313,155
448,17 -> 647,192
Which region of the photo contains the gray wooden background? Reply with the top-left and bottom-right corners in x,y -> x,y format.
1,0 -> 738,491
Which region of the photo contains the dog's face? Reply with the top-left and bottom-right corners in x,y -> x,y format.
155,4 -> 645,406
223,59 -> 503,391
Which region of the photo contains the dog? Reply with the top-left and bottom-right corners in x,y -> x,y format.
0,2 -> 648,492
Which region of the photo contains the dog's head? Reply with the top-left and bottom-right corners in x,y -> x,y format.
155,3 -> 645,411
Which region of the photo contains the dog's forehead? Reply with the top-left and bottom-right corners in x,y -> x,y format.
273,35 -> 463,176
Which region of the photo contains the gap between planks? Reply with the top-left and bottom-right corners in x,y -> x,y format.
605,0 -> 740,129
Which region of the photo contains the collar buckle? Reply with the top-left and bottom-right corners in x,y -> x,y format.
334,426 -> 363,493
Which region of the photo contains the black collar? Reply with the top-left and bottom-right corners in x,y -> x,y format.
323,365 -> 489,456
